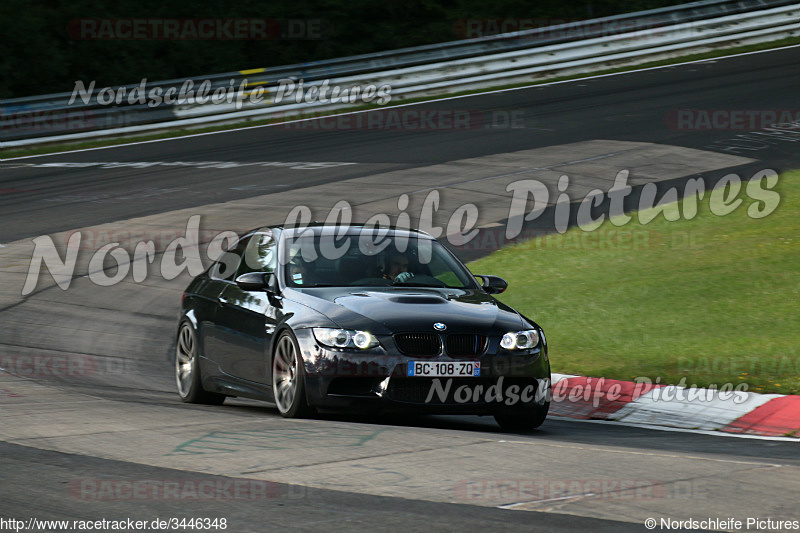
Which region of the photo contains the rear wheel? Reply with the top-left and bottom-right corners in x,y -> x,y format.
272,331 -> 314,418
175,321 -> 226,405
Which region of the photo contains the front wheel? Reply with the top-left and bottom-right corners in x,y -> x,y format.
494,401 -> 549,431
175,321 -> 226,405
272,331 -> 314,418
493,377 -> 550,431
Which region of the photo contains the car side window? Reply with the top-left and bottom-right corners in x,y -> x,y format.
237,233 -> 277,276
209,235 -> 251,281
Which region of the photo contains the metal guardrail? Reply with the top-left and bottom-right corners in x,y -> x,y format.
1,0 -> 798,147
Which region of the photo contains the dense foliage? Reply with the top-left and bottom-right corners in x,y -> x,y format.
1,0 -> 686,99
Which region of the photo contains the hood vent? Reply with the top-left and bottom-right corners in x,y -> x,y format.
388,296 -> 446,305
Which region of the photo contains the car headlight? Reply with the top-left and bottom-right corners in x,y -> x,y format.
500,329 -> 540,350
313,328 -> 379,349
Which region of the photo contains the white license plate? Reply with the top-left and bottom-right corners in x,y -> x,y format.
407,361 -> 480,377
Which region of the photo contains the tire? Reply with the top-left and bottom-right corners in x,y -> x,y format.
272,331 -> 314,418
175,321 -> 226,405
493,377 -> 550,431
493,401 -> 549,431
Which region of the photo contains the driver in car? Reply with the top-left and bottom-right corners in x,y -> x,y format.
383,253 -> 415,283
288,254 -> 315,286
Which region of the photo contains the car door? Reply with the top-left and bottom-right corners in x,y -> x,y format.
213,230 -> 279,384
200,232 -> 253,368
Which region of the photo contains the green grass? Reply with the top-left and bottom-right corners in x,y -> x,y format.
468,171 -> 800,394
3,36 -> 799,160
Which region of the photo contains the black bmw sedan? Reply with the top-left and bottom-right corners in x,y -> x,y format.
175,224 -> 551,430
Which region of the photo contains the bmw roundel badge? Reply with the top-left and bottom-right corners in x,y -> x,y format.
433,322 -> 447,331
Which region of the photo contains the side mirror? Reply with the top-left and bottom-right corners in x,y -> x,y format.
475,274 -> 508,294
235,272 -> 276,292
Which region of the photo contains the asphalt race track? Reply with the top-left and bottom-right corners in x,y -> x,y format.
1,46 -> 799,531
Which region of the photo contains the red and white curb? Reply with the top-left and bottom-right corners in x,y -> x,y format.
549,374 -> 800,439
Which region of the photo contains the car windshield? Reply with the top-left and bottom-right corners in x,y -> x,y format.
283,232 -> 479,289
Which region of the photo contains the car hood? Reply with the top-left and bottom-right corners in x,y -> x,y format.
286,287 -> 526,334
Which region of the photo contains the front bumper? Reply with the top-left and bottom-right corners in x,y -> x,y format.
294,328 -> 550,413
